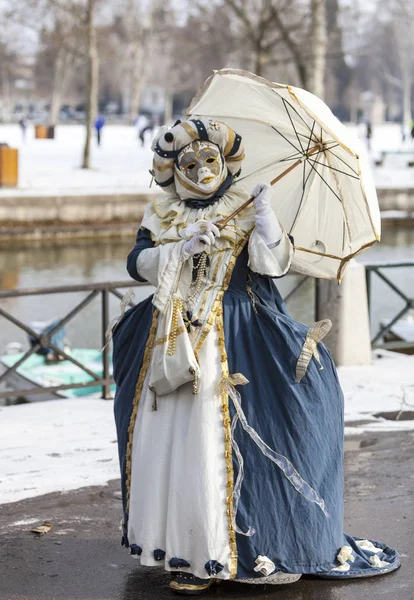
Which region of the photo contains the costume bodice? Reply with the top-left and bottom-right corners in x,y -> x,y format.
226,245 -> 289,316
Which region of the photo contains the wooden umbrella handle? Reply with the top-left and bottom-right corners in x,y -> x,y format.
217,144 -> 321,230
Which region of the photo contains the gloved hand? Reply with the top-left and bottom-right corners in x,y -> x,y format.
182,233 -> 212,259
183,218 -> 221,243
252,183 -> 283,247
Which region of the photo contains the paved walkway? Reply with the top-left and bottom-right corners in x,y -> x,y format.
0,431 -> 412,600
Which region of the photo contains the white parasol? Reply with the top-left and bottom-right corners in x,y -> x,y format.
187,69 -> 380,282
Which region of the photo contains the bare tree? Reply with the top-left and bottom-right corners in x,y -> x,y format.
112,0 -> 156,121
7,0 -> 103,167
309,0 -> 326,98
82,0 -> 99,168
223,0 -> 309,83
35,19 -> 81,124
387,1 -> 414,128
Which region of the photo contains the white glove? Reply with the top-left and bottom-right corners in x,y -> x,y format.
252,183 -> 283,247
183,218 -> 221,243
182,233 -> 212,259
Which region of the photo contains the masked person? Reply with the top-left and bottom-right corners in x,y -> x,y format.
113,118 -> 399,595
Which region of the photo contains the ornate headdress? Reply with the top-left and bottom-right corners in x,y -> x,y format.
152,118 -> 245,202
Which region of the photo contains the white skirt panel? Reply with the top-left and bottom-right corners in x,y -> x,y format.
128,325 -> 231,579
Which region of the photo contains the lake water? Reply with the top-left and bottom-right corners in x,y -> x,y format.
0,226 -> 413,353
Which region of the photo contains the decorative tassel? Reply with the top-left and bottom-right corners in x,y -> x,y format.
189,366 -> 200,395
149,385 -> 158,411
296,319 -> 332,383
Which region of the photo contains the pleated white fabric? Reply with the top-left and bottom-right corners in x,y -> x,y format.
128,324 -> 232,580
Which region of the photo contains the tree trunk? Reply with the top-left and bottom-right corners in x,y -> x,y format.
130,75 -> 144,123
49,50 -> 64,125
310,0 -> 347,360
129,43 -> 148,122
1,62 -> 11,122
82,0 -> 99,170
402,64 -> 412,130
163,89 -> 173,125
254,43 -> 264,77
349,75 -> 358,124
309,0 -> 327,98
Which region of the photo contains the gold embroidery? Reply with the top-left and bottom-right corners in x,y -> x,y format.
168,296 -> 184,355
155,160 -> 174,172
154,325 -> 186,346
179,121 -> 199,140
125,310 -> 159,510
193,233 -> 250,362
216,309 -> 238,579
223,126 -> 236,156
296,319 -> 332,383
226,153 -> 246,162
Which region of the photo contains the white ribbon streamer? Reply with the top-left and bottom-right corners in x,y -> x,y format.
103,289 -> 135,350
218,373 -> 329,536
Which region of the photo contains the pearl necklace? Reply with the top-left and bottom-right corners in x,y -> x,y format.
185,251 -> 208,310
167,251 -> 208,358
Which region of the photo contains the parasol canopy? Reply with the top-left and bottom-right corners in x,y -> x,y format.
187,69 -> 380,282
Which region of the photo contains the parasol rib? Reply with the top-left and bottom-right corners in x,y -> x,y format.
282,97 -> 305,152
274,89 -> 316,137
326,148 -> 359,177
270,125 -> 302,154
219,144 -> 321,229
289,147 -> 325,234
305,155 -> 345,205
305,121 -> 317,154
308,159 -> 360,180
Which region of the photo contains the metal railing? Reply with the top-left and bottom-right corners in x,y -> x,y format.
365,261 -> 414,351
0,274 -> 311,402
2,262 -> 411,402
0,281 -> 146,401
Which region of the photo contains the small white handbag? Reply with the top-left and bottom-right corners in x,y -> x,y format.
148,295 -> 200,407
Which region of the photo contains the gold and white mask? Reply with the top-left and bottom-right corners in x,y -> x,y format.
175,141 -> 227,200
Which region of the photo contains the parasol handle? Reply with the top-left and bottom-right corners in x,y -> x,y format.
217,144 -> 321,230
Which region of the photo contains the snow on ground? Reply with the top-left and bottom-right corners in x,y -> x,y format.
0,124 -> 156,196
0,350 -> 413,505
0,397 -> 119,505
1,122 -> 414,197
340,350 -> 414,435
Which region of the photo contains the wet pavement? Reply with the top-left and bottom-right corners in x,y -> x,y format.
0,431 -> 413,600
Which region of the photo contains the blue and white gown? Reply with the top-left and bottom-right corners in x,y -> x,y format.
113,187 -> 400,583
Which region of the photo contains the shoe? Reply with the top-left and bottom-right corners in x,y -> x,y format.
169,572 -> 217,595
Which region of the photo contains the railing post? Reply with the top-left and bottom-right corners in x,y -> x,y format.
101,288 -> 111,399
365,267 -> 371,328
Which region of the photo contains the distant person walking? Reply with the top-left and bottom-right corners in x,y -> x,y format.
137,114 -> 154,147
410,121 -> 414,144
19,117 -> 27,142
365,121 -> 372,151
401,122 -> 407,145
94,115 -> 105,146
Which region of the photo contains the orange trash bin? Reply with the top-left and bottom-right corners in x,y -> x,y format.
0,146 -> 18,187
35,125 -> 48,139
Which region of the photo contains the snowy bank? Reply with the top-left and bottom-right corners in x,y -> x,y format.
1,123 -> 414,199
0,398 -> 118,505
0,350 -> 413,505
340,350 -> 414,436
